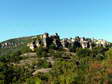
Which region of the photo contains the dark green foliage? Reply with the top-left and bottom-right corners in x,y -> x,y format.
76,48 -> 92,57
92,47 -> 109,60
0,62 -> 17,84
92,47 -> 108,56
49,43 -> 57,50
37,59 -> 51,68
26,77 -> 42,84
0,52 -> 22,63
49,60 -> 79,84
36,73 -> 49,81
36,47 -> 48,58
19,45 -> 32,54
12,66 -> 32,83
105,48 -> 112,59
95,53 -> 105,60
68,45 -> 77,52
53,51 -> 65,58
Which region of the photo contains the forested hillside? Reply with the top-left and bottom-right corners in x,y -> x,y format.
0,33 -> 112,84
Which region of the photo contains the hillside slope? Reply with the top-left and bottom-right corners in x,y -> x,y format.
0,33 -> 112,84
0,36 -> 34,48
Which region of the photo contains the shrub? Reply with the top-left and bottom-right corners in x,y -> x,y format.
36,47 -> 48,58
68,45 -> 77,52
105,48 -> 112,59
20,46 -> 32,54
26,77 -> 42,84
92,47 -> 108,56
37,59 -> 51,68
95,54 -> 106,60
0,51 -> 22,63
0,62 -> 16,84
49,60 -> 78,84
91,47 -> 109,60
76,48 -> 92,58
53,51 -> 65,58
49,43 -> 56,50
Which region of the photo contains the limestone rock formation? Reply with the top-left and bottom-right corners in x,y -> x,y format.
0,33 -> 110,50
27,33 -> 111,51
27,33 -> 62,51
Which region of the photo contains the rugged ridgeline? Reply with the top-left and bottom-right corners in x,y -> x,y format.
27,33 -> 111,51
0,36 -> 34,48
0,33 -> 111,50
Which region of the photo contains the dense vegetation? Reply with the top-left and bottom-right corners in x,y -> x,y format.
0,39 -> 112,84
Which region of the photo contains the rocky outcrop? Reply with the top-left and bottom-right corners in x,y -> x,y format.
27,33 -> 62,51
0,42 -> 24,48
27,33 -> 111,51
1,33 -> 110,50
0,37 -> 33,49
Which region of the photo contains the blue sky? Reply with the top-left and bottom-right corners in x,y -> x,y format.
0,0 -> 112,42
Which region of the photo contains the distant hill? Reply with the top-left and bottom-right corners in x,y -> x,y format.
0,36 -> 35,56
0,36 -> 35,48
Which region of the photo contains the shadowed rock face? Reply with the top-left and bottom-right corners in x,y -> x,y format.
28,33 -> 111,51
27,33 -> 62,51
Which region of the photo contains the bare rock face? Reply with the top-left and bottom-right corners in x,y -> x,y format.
27,42 -> 36,51
27,33 -> 111,51
0,37 -> 32,49
1,33 -> 110,50
80,37 -> 92,49
27,33 -> 62,51
0,42 -> 23,48
42,33 -> 49,48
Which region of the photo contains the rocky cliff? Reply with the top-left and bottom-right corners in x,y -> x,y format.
0,33 -> 111,50
27,33 -> 111,51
